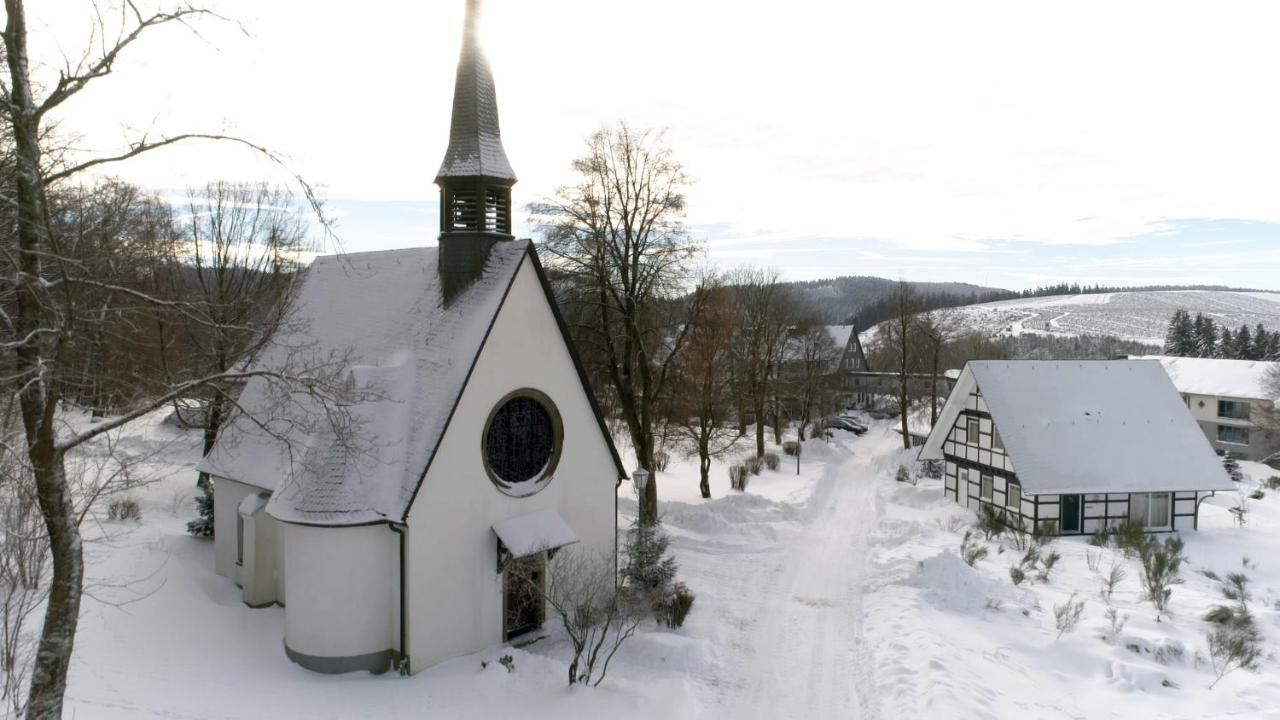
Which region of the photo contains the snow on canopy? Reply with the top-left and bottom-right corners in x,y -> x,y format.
921,360 -> 1234,495
492,508 -> 579,558
1134,355 -> 1278,401
199,242 -> 530,526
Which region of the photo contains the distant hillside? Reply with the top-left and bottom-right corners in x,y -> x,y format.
918,290 -> 1280,345
783,276 -> 1009,325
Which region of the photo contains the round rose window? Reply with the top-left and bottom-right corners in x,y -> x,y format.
483,390 -> 562,495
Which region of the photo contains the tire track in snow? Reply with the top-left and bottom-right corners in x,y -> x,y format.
713,429 -> 892,719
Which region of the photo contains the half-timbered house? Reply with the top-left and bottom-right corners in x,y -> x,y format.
919,360 -> 1234,534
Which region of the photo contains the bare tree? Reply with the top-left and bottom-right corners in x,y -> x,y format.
914,308 -> 957,429
180,182 -> 311,502
878,280 -> 922,449
533,123 -> 702,525
1,3 -> 335,714
785,322 -> 841,441
667,276 -> 741,498
728,267 -> 792,457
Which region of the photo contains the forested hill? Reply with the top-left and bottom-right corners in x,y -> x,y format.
782,276 -> 1009,326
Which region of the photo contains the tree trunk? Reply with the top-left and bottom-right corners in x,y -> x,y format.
899,376 -> 911,450
698,453 -> 710,499
930,345 -> 940,428
753,396 -> 765,457
632,427 -> 658,525
197,391 -> 226,491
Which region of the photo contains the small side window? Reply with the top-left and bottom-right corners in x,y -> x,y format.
980,474 -> 993,500
967,418 -> 980,445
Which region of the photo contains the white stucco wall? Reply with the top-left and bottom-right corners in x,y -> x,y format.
405,256 -> 619,672
281,522 -> 397,660
212,477 -> 260,582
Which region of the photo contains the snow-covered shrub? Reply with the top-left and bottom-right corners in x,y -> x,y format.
1102,607 -> 1128,643
922,460 -> 943,479
654,582 -> 695,629
1086,548 -> 1102,572
960,531 -> 988,567
763,452 -> 780,472
1009,566 -> 1027,586
653,450 -> 670,472
743,455 -> 764,476
1138,535 -> 1185,615
895,465 -> 914,485
782,440 -> 800,456
1036,551 -> 1062,583
498,654 -> 515,673
1207,616 -> 1262,689
1266,476 -> 1280,490
728,465 -> 748,491
1115,519 -> 1146,557
1222,452 -> 1244,483
976,504 -> 1006,540
1101,560 -> 1127,602
1054,593 -> 1085,639
107,496 -> 142,522
1248,489 -> 1264,500
187,488 -> 214,537
1088,525 -> 1110,548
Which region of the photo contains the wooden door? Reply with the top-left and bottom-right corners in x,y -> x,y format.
503,553 -> 545,640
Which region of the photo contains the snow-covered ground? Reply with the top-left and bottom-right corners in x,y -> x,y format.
49,412 -> 1280,718
919,290 -> 1280,344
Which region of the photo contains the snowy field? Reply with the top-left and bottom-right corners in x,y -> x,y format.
923,290 -> 1280,345
49,411 -> 1280,718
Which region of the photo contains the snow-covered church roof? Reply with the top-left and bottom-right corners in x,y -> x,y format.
199,242 -> 624,526
921,360 -> 1234,495
1134,355 -> 1277,402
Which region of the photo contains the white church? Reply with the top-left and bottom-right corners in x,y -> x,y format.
199,0 -> 625,674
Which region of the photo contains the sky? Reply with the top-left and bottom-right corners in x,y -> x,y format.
20,0 -> 1280,291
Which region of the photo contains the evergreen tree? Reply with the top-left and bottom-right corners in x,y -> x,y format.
1267,332 -> 1280,361
187,489 -> 214,537
1219,327 -> 1233,359
1164,309 -> 1195,356
1193,314 -> 1218,358
620,520 -> 678,598
1251,324 -> 1271,361
1223,452 -> 1243,483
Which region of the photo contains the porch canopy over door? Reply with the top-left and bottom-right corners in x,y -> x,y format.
492,508 -> 578,572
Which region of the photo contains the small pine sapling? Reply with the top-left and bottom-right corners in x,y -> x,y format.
1087,525 -> 1110,548
1115,519 -> 1146,558
1054,593 -> 1085,639
1086,548 -> 1102,573
186,488 -> 214,537
1138,535 -> 1185,617
1207,616 -> 1262,689
961,530 -> 988,567
1103,606 -> 1128,643
1222,452 -> 1243,483
1101,560 -> 1127,602
1248,489 -> 1264,501
1009,566 -> 1027,586
1266,476 -> 1280,490
621,520 -> 678,602
1036,551 -> 1062,583
976,504 -> 1007,541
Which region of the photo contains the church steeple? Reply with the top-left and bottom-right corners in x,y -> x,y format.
436,0 -> 515,239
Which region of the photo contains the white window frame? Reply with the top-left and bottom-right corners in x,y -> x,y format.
980,474 -> 993,501
1217,424 -> 1250,446
1129,492 -> 1171,530
967,417 -> 980,445
1007,481 -> 1021,509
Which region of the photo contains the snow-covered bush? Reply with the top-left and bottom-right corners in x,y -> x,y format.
1088,526 -> 1110,548
728,464 -> 748,491
1100,560 -> 1127,602
763,452 -> 780,472
654,582 -> 695,629
1222,452 -> 1244,483
1207,617 -> 1262,689
621,521 -> 678,600
743,455 -> 764,476
1036,551 -> 1062,583
1115,519 -> 1146,557
922,460 -> 943,479
1054,593 -> 1085,639
187,489 -> 214,537
1248,489 -> 1264,500
1138,535 -> 1185,615
895,465 -> 912,484
107,496 -> 142,522
1266,476 -> 1280,490
1102,607 -> 1128,643
976,504 -> 1006,540
782,440 -> 800,457
960,531 -> 988,567
1086,548 -> 1102,572
1009,566 -> 1027,586
653,450 -> 670,472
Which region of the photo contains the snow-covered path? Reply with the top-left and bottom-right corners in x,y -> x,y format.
686,428 -> 899,719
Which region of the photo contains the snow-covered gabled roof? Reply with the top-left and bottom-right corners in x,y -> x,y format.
921,360 -> 1234,495
199,242 -> 624,526
825,325 -> 855,349
1134,355 -> 1278,402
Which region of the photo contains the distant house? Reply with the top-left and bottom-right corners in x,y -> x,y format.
198,0 -> 624,675
1135,355 -> 1279,463
919,361 -> 1233,534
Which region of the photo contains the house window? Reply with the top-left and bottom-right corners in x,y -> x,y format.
967,418 -> 980,445
992,427 -> 1004,452
980,474 -> 993,501
1129,492 -> 1171,529
1217,425 -> 1250,446
1218,400 -> 1250,421
1007,481 -> 1021,509
483,389 -> 563,496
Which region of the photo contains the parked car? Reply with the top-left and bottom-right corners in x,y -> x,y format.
825,417 -> 867,435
